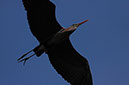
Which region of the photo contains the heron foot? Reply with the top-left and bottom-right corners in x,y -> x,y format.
18,53 -> 35,65
17,49 -> 36,65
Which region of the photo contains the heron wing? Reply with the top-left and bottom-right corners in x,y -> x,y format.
47,38 -> 93,85
22,0 -> 62,42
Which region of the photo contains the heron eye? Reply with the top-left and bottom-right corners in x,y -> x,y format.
74,24 -> 78,27
72,24 -> 77,27
75,24 -> 77,26
72,24 -> 75,26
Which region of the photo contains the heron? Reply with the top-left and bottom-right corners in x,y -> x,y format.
18,0 -> 93,85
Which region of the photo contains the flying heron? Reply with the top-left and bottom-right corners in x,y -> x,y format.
18,0 -> 93,85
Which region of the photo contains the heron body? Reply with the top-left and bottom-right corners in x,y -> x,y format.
18,0 -> 93,85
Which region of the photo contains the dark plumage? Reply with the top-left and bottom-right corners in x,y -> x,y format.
22,0 -> 62,42
18,0 -> 93,85
48,39 -> 92,85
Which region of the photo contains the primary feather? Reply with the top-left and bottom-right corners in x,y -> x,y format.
22,0 -> 62,42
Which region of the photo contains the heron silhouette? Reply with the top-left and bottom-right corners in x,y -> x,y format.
18,0 -> 93,85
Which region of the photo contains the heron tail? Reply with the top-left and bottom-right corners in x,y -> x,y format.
33,44 -> 45,57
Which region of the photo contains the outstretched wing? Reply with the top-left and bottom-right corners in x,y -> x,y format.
47,39 -> 93,85
22,0 -> 62,42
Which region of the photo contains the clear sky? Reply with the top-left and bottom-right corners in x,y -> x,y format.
0,0 -> 129,85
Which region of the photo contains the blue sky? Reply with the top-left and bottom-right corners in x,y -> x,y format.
0,0 -> 129,85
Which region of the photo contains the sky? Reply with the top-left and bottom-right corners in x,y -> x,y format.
0,0 -> 129,85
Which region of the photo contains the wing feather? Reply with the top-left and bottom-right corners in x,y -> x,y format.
22,0 -> 62,42
47,39 -> 93,85
22,0 -> 31,11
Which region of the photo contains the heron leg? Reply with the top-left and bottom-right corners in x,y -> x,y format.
17,44 -> 47,65
18,53 -> 36,65
17,49 -> 35,65
17,50 -> 33,61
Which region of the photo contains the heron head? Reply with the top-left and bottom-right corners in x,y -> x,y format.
63,19 -> 89,35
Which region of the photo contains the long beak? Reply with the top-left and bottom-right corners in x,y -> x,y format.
77,19 -> 89,27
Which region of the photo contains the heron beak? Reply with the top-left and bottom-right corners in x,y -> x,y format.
77,19 -> 89,27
